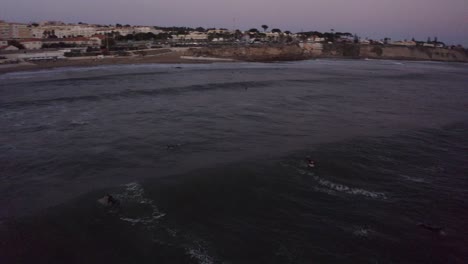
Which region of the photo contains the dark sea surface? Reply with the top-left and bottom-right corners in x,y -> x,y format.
0,60 -> 467,263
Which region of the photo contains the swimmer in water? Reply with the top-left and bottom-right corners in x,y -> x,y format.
307,159 -> 316,168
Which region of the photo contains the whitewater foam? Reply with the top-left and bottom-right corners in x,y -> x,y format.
314,176 -> 387,199
353,227 -> 374,238
400,174 -> 426,183
115,182 -> 166,226
185,239 -> 215,264
295,168 -> 387,199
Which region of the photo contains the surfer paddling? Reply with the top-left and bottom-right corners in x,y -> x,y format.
106,194 -> 120,207
98,194 -> 120,209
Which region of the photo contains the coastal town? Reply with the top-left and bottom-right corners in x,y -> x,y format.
1,19 -> 467,69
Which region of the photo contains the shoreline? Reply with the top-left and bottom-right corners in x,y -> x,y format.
1,52 -> 466,75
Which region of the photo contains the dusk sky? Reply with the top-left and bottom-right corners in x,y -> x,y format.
2,0 -> 467,45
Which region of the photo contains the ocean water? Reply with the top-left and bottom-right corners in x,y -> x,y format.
0,60 -> 467,263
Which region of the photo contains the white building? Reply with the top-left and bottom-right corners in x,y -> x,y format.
207,29 -> 230,34
42,37 -> 100,47
30,27 -> 45,38
392,40 -> 416,46
186,32 -> 208,40
32,25 -> 99,38
0,39 -> 8,46
56,26 -> 98,38
0,21 -> 10,39
9,23 -> 32,38
113,28 -> 134,36
19,39 -> 43,49
360,39 -> 371,45
133,26 -> 163,35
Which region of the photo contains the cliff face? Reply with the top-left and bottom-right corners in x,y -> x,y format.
185,44 -> 468,63
185,44 -> 308,62
360,45 -> 468,62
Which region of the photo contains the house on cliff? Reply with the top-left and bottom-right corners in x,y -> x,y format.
19,38 -> 43,50
392,40 -> 416,47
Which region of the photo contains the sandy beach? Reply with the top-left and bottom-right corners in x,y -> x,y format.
0,51 -> 215,74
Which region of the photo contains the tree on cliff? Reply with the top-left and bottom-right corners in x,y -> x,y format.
261,25 -> 268,32
354,34 -> 359,44
271,28 -> 282,33
234,29 -> 243,39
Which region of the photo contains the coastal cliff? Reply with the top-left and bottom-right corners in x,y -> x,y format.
360,45 -> 468,62
185,44 -> 308,62
186,44 -> 468,62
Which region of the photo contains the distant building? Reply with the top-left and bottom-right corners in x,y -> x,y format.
0,21 -> 10,39
133,26 -> 163,35
32,25 -> 99,38
42,37 -> 100,47
39,21 -> 66,26
0,45 -> 19,51
423,43 -> 435,48
90,34 -> 106,46
359,39 -> 371,45
19,38 -> 43,50
0,39 -> 8,46
112,28 -> 134,36
207,29 -> 230,34
9,23 -> 32,38
186,32 -> 208,41
392,40 -> 416,46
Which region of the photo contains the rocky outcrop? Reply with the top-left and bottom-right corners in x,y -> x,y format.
185,44 -> 309,62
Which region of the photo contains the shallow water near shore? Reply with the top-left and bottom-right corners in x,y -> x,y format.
1,59 -> 467,263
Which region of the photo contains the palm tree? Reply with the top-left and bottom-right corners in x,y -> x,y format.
261,25 -> 268,32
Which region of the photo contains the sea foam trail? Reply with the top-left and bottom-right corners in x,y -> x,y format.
296,168 -> 387,199
185,239 -> 215,264
115,182 -> 166,226
115,183 -> 216,264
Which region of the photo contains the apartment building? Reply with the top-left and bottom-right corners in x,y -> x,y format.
0,21 -> 11,39
10,23 -> 32,38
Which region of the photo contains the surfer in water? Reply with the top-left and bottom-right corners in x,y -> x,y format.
307,158 -> 316,168
417,223 -> 446,235
98,194 -> 120,209
166,144 -> 181,150
106,194 -> 119,207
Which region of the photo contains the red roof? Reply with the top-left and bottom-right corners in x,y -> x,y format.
64,37 -> 90,41
91,34 -> 106,40
42,37 -> 90,42
19,38 -> 42,42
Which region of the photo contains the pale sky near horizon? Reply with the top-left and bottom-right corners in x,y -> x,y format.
1,0 -> 467,46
